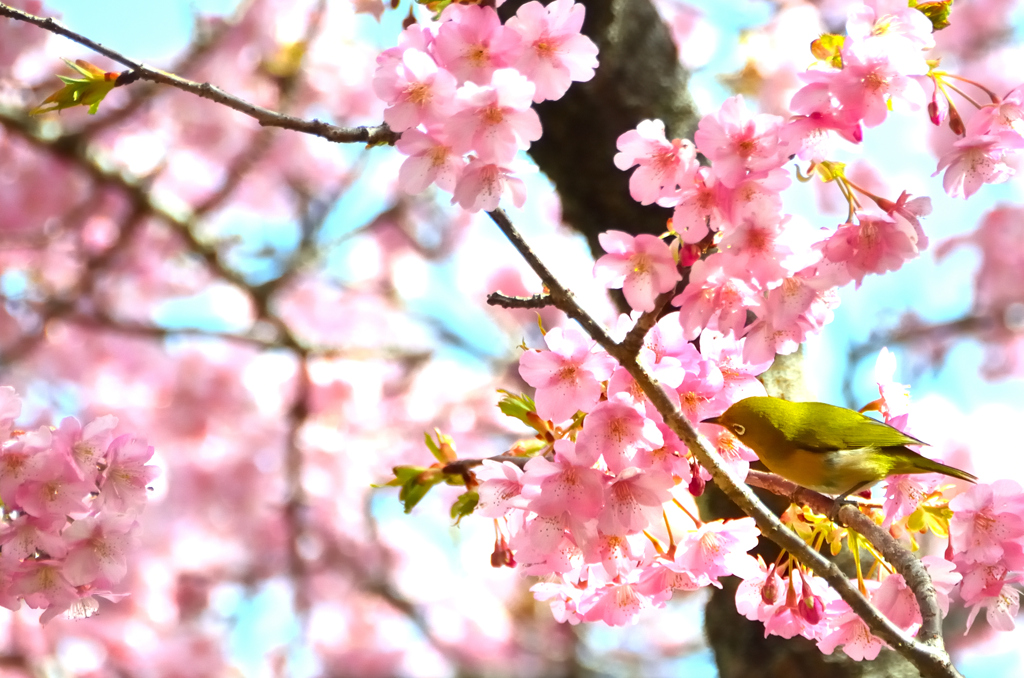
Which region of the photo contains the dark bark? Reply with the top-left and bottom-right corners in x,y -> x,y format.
499,0 -> 698,256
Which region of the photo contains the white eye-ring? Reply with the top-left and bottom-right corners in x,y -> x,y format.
731,424 -> 746,436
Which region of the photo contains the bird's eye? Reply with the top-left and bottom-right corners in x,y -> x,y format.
731,424 -> 746,436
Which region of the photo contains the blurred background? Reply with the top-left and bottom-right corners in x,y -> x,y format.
1,0 -> 1024,675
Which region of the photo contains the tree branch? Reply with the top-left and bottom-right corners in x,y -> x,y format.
486,208 -> 962,678
0,2 -> 399,146
486,292 -> 554,309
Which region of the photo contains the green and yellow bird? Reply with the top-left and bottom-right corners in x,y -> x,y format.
702,396 -> 977,503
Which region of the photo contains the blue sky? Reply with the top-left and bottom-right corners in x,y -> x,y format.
44,0 -> 241,61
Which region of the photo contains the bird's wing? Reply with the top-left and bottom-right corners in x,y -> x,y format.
797,403 -> 925,451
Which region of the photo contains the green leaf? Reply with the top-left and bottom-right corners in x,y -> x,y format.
450,491 -> 479,524
396,467 -> 445,514
497,389 -> 534,421
398,479 -> 434,514
31,59 -> 120,116
424,428 -> 457,464
497,390 -> 548,434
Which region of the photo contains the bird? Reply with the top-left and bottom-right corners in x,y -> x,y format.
702,396 -> 977,506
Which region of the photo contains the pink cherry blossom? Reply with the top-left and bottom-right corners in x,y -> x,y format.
831,49 -> 927,128
676,359 -> 725,424
693,95 -> 788,188
396,127 -> 467,194
606,347 -> 685,404
715,213 -> 800,288
97,435 -> 159,515
965,581 -> 1021,632
62,515 -> 136,586
642,312 -> 704,366
507,0 -> 599,103
784,79 -> 863,161
575,394 -> 664,472
15,448 -> 93,518
671,166 -> 728,243
374,49 -> 457,131
451,157 -> 528,212
966,87 -> 1024,138
736,561 -> 834,641
12,561 -> 79,623
531,578 -> 585,624
671,255 -> 763,341
520,441 -> 607,519
875,190 -> 932,248
474,459 -> 527,517
699,327 -> 772,407
614,120 -> 698,205
580,571 -> 653,626
597,467 -> 674,536
593,231 -> 682,312
844,4 -> 934,74
578,529 -> 647,578
873,347 -> 911,421
742,276 -> 840,364
434,4 -> 523,85
52,414 -> 118,483
934,133 -> 1022,199
819,214 -> 919,286
949,480 -> 1024,565
511,513 -> 586,575
881,473 -> 937,529
703,427 -> 759,482
632,422 -> 693,482
720,168 -> 790,227
667,517 -> 760,587
0,514 -> 67,562
518,325 -> 616,423
445,68 -> 541,163
0,427 -> 52,506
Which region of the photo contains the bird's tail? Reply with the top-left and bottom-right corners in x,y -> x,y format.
891,448 -> 977,484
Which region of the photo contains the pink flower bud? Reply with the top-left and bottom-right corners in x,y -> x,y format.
688,472 -> 705,497
761,568 -> 781,605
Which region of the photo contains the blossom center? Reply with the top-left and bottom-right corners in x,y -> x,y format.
405,81 -> 432,105
534,38 -> 556,59
482,104 -> 505,125
467,45 -> 490,67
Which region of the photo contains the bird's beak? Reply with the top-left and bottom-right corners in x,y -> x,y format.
701,416 -> 721,425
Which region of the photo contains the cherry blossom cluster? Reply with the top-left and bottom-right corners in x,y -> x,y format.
472,316 -> 772,626
789,0 -> 1024,199
0,386 -> 157,623
607,106 -> 843,365
602,2 -> 971,364
948,480 -> 1024,632
475,315 -> 1018,656
372,0 -> 598,212
931,80 -> 1024,198
744,544 -> 962,661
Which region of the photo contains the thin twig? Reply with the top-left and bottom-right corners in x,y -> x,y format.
487,292 -> 554,309
0,2 -> 399,146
